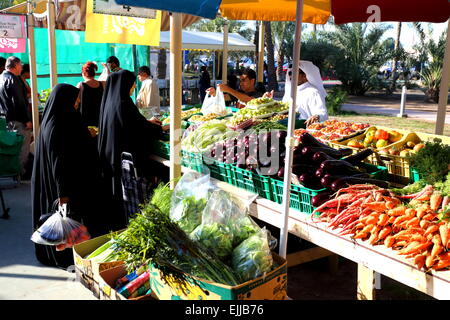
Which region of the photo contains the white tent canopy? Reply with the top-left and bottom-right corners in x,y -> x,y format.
158,30 -> 255,51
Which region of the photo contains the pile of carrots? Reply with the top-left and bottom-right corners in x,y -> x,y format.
313,184 -> 450,271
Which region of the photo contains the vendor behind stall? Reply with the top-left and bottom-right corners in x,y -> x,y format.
265,60 -> 328,126
206,68 -> 265,108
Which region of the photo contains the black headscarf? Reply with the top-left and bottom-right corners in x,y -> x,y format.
97,69 -> 163,230
31,84 -> 95,268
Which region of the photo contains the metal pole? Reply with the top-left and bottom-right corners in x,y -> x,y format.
46,0 -> 57,88
222,20 -> 229,84
27,1 -> 40,139
397,86 -> 407,118
435,19 -> 450,135
279,0 -> 304,259
212,51 -> 216,85
169,12 -> 182,189
257,21 -> 265,83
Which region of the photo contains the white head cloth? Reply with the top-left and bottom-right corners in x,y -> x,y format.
282,60 -> 327,103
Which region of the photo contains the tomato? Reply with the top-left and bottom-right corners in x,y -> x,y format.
375,129 -> 389,141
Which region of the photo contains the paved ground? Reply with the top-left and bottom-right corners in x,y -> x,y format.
344,89 -> 450,124
0,178 -> 95,300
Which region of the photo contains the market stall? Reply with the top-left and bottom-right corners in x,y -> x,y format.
19,0 -> 450,301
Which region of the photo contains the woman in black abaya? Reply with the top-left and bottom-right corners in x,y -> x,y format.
97,69 -> 166,232
31,83 -> 104,269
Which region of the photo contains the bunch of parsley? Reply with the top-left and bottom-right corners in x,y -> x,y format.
410,138 -> 450,185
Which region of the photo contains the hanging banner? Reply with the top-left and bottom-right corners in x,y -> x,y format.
0,15 -> 26,53
0,14 -> 24,38
92,0 -> 157,19
32,0 -> 86,31
85,0 -> 161,46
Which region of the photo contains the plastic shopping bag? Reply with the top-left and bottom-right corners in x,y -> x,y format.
201,87 -> 227,116
170,171 -> 213,234
31,203 -> 90,251
231,227 -> 274,282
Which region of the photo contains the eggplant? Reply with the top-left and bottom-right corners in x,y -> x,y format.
315,168 -> 326,179
320,175 -> 342,189
299,173 -> 322,189
311,192 -> 333,207
298,131 -> 333,149
292,163 -> 318,176
305,147 -> 343,159
342,149 -> 374,165
320,160 -> 360,174
277,166 -> 285,178
312,151 -> 335,164
338,148 -> 354,157
331,177 -> 390,192
276,130 -> 287,141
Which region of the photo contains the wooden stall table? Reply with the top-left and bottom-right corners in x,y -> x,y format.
150,154 -> 450,300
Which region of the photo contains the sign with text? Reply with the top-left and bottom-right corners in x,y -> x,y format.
0,14 -> 24,38
0,15 -> 26,53
93,0 -> 157,19
86,0 -> 161,46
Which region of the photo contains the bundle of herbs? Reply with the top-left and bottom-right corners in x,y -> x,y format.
111,187 -> 241,290
410,138 -> 450,185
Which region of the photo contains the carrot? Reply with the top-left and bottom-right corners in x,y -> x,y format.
431,233 -> 443,246
393,215 -> 411,226
424,224 -> 440,237
405,208 -> 417,218
416,207 -> 428,219
439,224 -> 449,249
394,240 -> 408,248
353,231 -> 369,240
384,197 -> 401,209
422,213 -> 437,221
406,217 -> 420,228
420,219 -> 431,229
363,202 -> 387,212
430,243 -> 444,262
384,235 -> 395,248
368,230 -> 379,245
399,241 -> 433,255
378,226 -> 392,240
361,224 -> 376,234
430,192 -> 443,211
426,255 -> 437,269
388,206 -> 407,216
377,214 -> 389,227
410,234 -> 427,243
365,215 -> 379,225
432,259 -> 450,270
388,216 -> 396,224
414,254 -> 426,270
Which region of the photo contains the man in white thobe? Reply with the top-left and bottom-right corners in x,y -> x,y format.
136,66 -> 160,113
267,60 -> 328,126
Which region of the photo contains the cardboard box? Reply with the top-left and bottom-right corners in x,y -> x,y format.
99,264 -> 158,300
148,253 -> 287,300
72,230 -> 125,298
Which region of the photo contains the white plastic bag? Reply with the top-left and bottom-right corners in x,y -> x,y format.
201,87 -> 227,116
31,203 -> 90,251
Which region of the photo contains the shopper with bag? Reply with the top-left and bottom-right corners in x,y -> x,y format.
206,68 -> 265,108
97,69 -> 167,232
31,84 -> 103,268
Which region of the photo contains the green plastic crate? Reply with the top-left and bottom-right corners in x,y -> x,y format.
151,140 -> 170,160
410,167 -> 421,183
229,165 -> 273,201
204,159 -> 234,184
358,162 -> 388,180
181,150 -> 204,173
270,178 -> 326,215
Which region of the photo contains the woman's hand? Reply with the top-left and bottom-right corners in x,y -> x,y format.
149,117 -> 162,126
263,90 -> 274,99
305,115 -> 320,127
205,87 -> 216,97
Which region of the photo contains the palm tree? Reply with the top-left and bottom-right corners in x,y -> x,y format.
271,21 -> 296,81
324,23 -> 393,96
390,22 -> 402,92
264,21 -> 278,91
